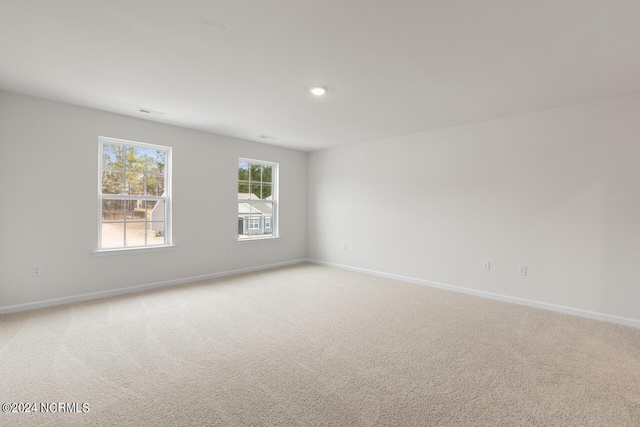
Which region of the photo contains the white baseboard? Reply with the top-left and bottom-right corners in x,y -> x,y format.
306,259 -> 640,329
0,259 -> 306,315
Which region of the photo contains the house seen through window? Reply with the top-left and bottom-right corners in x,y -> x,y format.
99,137 -> 171,249
238,158 -> 277,239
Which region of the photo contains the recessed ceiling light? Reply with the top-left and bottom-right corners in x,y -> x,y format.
138,108 -> 165,116
309,86 -> 327,96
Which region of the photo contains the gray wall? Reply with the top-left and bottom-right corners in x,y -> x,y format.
3,89 -> 640,325
0,91 -> 307,309
308,94 -> 640,322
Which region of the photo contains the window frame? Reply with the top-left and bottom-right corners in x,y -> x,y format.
95,136 -> 173,254
237,157 -> 278,241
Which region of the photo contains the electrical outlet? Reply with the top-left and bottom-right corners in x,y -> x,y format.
482,260 -> 490,270
342,243 -> 348,251
225,247 -> 231,255
518,264 -> 527,276
32,265 -> 43,276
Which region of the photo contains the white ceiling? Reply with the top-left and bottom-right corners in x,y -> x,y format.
1,0 -> 640,151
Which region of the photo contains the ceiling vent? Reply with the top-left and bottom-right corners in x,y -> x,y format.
138,108 -> 165,116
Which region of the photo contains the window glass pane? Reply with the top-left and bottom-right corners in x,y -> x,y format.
238,201 -> 251,219
146,200 -> 165,223
138,147 -> 154,171
249,218 -> 261,230
125,172 -> 145,195
101,222 -> 124,248
247,202 -> 265,236
262,202 -> 273,218
250,164 -> 262,182
102,199 -> 125,221
246,201 -> 263,216
261,184 -> 272,200
262,165 -> 273,183
250,183 -> 261,199
125,146 -> 145,172
102,144 -> 125,170
143,199 -> 153,219
139,148 -> 166,174
239,162 -> 249,181
148,222 -> 166,245
264,215 -> 272,235
124,199 -> 141,220
154,150 -> 167,174
238,180 -> 249,195
126,199 -> 146,220
125,222 -> 146,247
102,171 -> 124,194
146,174 -> 165,196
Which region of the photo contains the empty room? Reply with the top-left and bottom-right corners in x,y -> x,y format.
1,1 -> 639,426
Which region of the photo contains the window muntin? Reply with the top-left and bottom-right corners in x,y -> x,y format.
99,137 -> 171,250
238,158 -> 277,239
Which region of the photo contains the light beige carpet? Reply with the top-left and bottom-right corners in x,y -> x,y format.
1,263 -> 639,426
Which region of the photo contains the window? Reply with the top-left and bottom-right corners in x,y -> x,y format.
98,137 -> 171,250
238,158 -> 277,239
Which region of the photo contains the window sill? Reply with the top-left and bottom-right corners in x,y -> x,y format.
236,236 -> 281,243
91,245 -> 178,256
